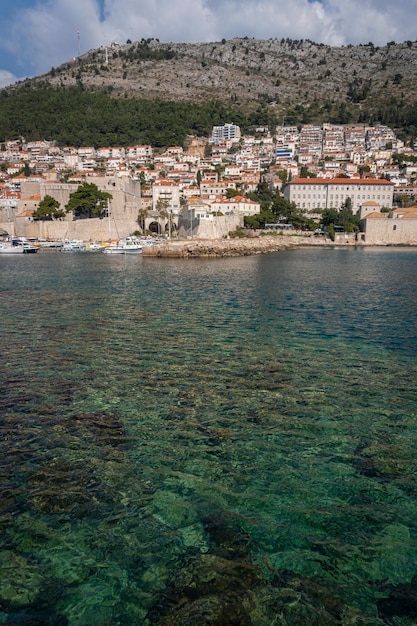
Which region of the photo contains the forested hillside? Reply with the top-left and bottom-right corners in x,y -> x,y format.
0,86 -> 248,147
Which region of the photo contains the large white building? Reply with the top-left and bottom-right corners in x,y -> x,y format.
210,123 -> 241,144
284,178 -> 394,213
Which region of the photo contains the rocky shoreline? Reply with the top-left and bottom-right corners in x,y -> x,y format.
142,235 -> 335,258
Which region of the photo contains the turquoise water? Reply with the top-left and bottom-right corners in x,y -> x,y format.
1,247 -> 417,625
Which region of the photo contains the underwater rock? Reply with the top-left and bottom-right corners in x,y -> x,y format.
153,591 -> 253,625
152,491 -> 199,529
202,512 -> 252,560
377,579 -> 417,620
148,553 -> 262,625
352,440 -> 413,484
148,511 -> 263,624
0,551 -> 44,609
1,618 -> 68,625
72,411 -> 129,447
27,459 -> 114,515
352,441 -> 391,480
265,568 -> 377,625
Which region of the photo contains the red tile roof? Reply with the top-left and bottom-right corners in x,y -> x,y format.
289,178 -> 393,186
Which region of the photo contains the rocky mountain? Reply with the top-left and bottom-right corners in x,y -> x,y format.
26,37 -> 417,116
2,37 -> 416,147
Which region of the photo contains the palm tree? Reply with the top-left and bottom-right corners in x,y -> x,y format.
137,205 -> 150,235
156,198 -> 169,235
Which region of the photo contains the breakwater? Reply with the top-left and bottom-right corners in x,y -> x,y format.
141,235 -> 330,258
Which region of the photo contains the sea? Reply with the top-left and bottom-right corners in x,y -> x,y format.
1,246 -> 417,625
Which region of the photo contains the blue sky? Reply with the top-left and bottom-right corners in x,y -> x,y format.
0,0 -> 415,87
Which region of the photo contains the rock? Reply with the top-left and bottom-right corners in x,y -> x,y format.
142,236 -> 300,258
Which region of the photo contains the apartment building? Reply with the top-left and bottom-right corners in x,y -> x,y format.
210,123 -> 241,144
126,145 -> 153,159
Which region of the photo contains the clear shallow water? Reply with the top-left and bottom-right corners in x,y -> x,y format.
1,247 -> 417,625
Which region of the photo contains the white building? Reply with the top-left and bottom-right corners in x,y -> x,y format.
210,123 -> 241,144
209,195 -> 261,216
152,179 -> 181,214
284,178 -> 394,213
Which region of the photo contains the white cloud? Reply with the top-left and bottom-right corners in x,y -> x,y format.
0,0 -> 415,78
321,0 -> 415,45
102,0 -> 218,44
0,71 -> 18,88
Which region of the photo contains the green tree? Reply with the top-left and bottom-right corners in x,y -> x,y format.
341,197 -> 352,211
244,210 -> 276,229
245,183 -> 315,230
65,182 -> 112,219
299,166 -> 315,178
358,165 -> 371,178
277,170 -> 288,184
32,195 -> 65,221
22,162 -> 32,177
320,206 -> 360,233
320,208 -> 339,228
247,180 -> 274,211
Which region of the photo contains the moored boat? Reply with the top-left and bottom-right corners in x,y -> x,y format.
0,238 -> 39,254
103,237 -> 143,254
60,240 -> 86,252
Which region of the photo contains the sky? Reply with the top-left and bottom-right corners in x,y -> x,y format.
0,0 -> 415,88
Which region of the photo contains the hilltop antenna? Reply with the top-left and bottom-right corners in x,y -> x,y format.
77,29 -> 80,57
105,47 -> 108,65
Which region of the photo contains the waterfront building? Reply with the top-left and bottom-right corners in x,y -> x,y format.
284,178 -> 394,213
360,206 -> 417,244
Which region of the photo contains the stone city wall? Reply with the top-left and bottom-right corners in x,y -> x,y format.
3,177 -> 141,240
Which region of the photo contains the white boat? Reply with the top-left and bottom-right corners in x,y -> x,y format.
0,242 -> 23,254
0,238 -> 39,254
103,237 -> 143,254
60,240 -> 86,252
86,242 -> 103,252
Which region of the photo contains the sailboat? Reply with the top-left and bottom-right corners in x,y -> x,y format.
103,199 -> 143,254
